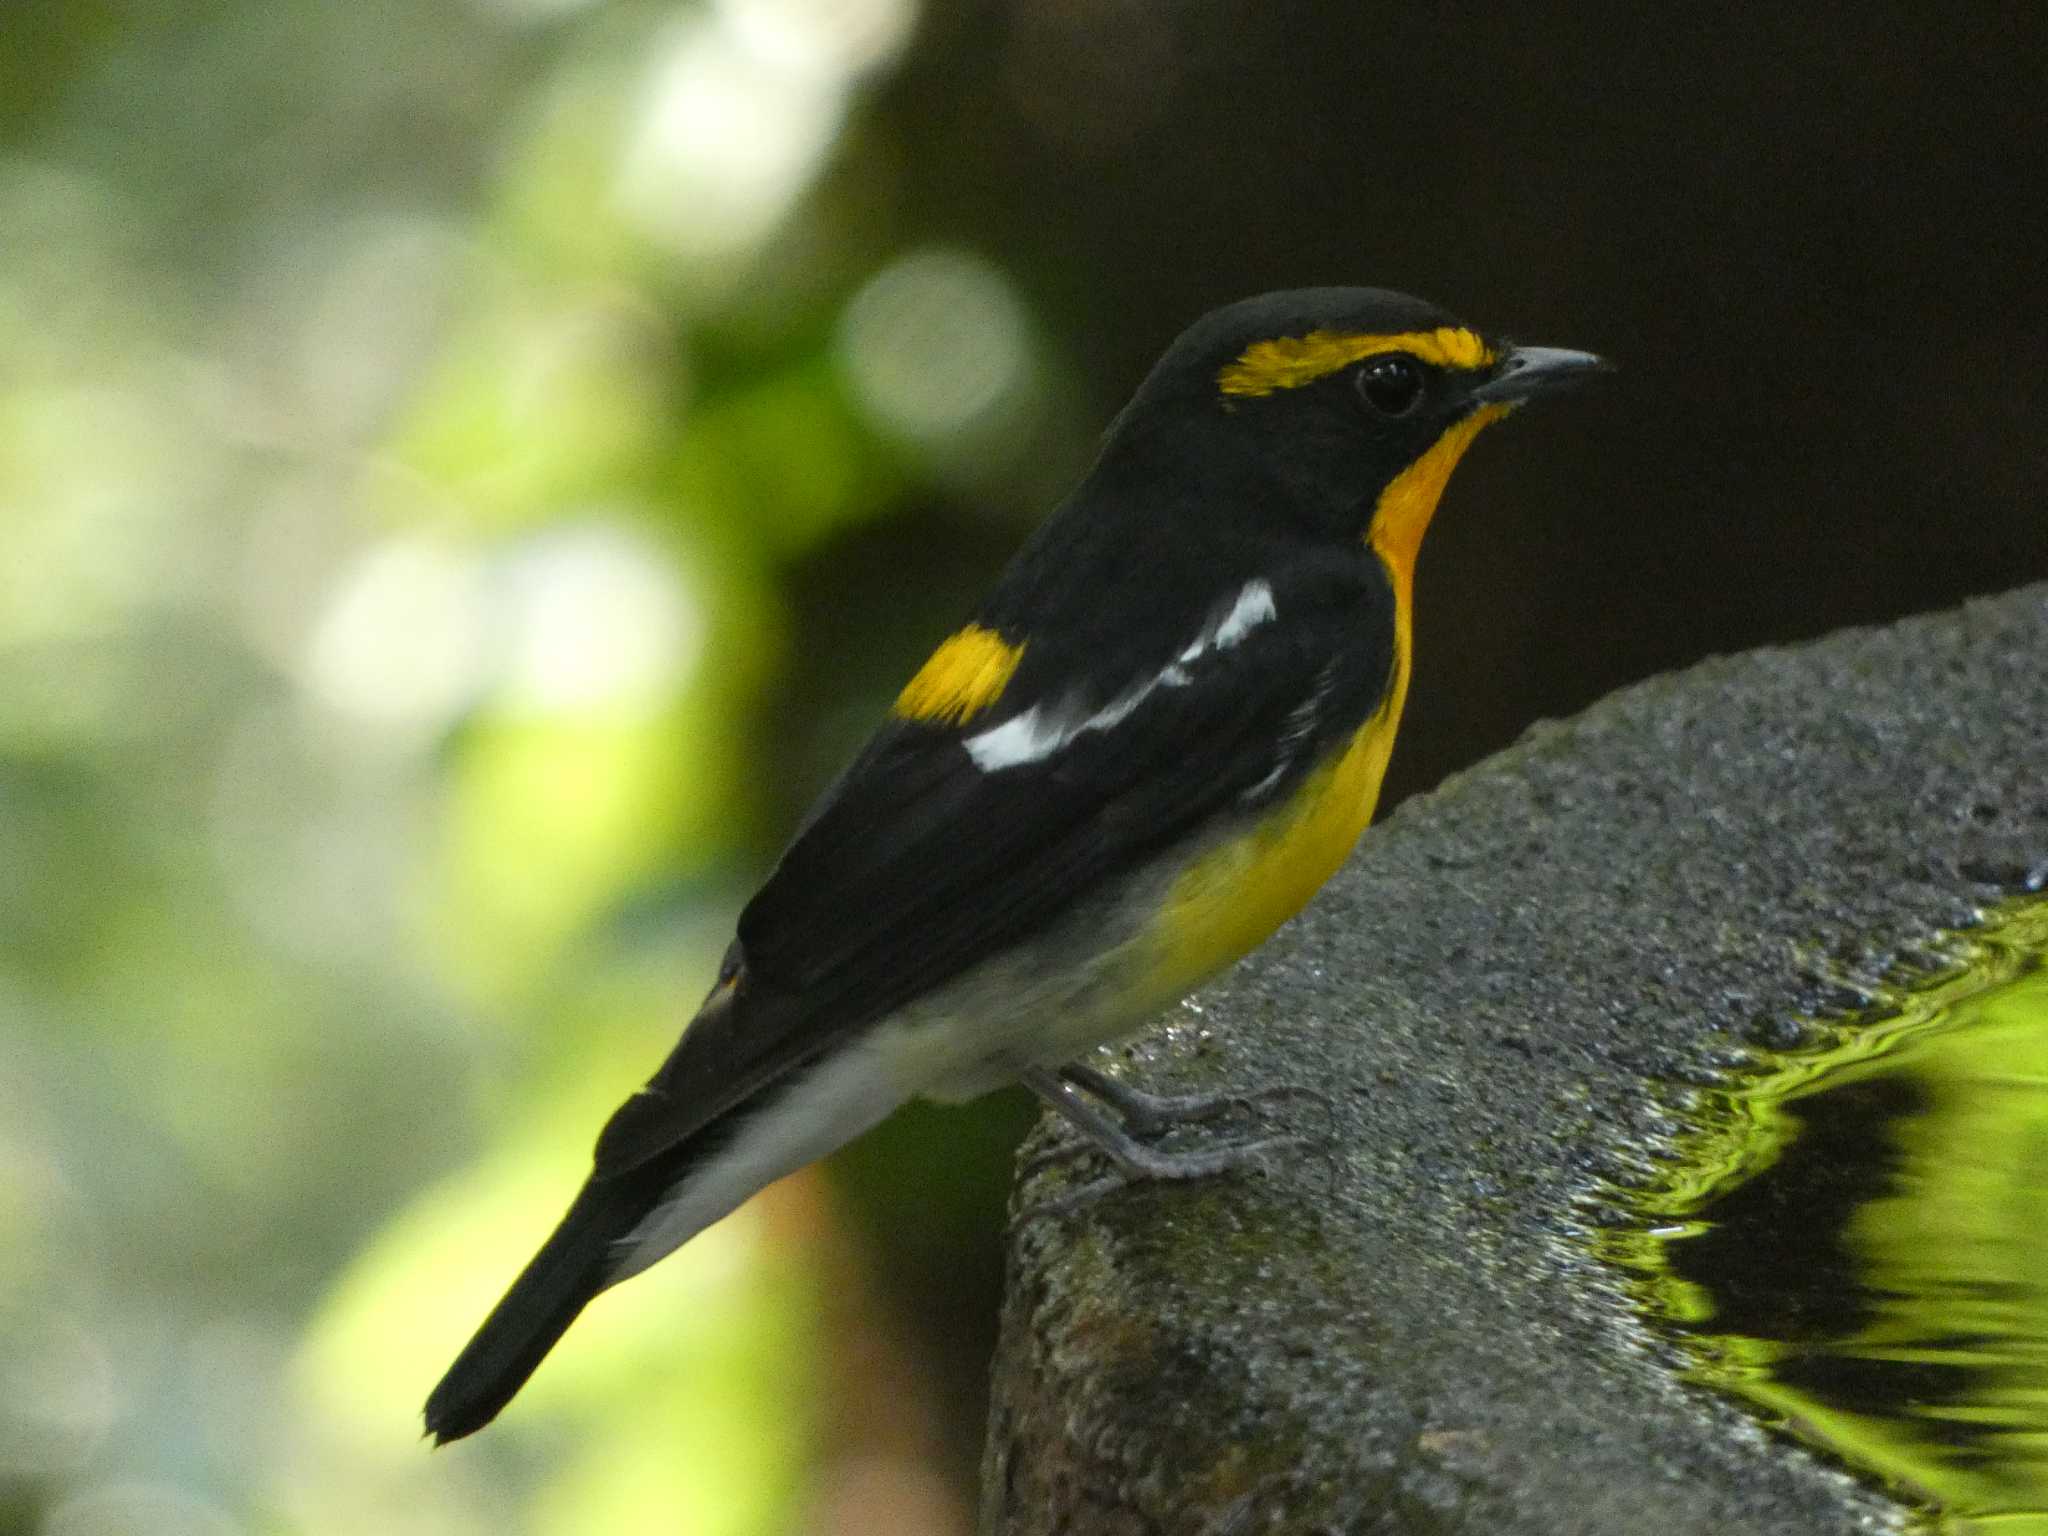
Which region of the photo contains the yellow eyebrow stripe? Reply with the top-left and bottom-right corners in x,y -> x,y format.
1217,327 -> 1495,397
894,624 -> 1026,724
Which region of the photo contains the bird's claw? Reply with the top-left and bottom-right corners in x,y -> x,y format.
1012,1132 -> 1312,1225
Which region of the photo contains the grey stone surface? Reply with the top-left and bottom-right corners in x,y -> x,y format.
982,583 -> 2048,1535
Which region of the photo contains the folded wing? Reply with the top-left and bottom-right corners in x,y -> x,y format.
596,545 -> 1395,1174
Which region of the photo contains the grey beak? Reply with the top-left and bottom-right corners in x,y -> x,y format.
1470,345 -> 1612,405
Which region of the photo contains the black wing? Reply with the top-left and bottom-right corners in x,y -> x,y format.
593,544 -> 1396,1174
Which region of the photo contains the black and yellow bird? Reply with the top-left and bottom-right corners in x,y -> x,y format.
424,287 -> 1605,1442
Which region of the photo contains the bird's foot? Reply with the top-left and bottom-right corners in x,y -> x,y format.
1057,1059 -> 1332,1137
1012,1062 -> 1326,1220
1013,1130 -> 1311,1224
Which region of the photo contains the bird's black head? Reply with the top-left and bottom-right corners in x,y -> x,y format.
1117,287 -> 1605,561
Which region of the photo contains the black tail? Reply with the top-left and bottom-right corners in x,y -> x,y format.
423,1168 -> 659,1444
425,970 -> 808,1443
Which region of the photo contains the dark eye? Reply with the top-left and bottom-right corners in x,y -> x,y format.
1356,354 -> 1425,417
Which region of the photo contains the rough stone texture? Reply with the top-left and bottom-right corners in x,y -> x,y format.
982,583 -> 2048,1535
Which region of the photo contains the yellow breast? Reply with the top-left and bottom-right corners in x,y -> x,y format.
1137,683 -> 1406,1009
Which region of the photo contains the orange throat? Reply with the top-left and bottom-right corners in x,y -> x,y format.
1366,402 -> 1510,714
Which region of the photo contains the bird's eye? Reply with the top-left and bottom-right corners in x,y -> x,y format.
1356,355 -> 1425,417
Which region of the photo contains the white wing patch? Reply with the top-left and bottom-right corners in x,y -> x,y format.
961,703 -> 1065,771
1239,657 -> 1337,804
965,578 -> 1277,773
1205,578 -> 1278,652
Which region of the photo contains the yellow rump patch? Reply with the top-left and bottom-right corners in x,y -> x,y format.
894,624 -> 1025,724
1217,327 -> 1496,398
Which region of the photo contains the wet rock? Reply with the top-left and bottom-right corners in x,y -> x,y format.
984,583 -> 2048,1535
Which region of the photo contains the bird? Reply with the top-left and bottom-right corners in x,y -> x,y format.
423,286 -> 1606,1443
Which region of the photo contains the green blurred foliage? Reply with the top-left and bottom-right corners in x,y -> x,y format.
0,0 -> 1036,1531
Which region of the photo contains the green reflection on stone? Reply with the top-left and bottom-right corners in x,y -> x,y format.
1607,898 -> 2048,1534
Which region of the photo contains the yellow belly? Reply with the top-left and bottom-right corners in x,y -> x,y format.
1136,702 -> 1403,1008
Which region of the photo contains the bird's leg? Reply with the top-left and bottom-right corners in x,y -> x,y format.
1017,1066 -> 1303,1186
1056,1059 -> 1326,1137
1012,1058 -> 1343,1208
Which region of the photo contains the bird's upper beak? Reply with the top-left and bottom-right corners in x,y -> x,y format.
1470,344 -> 1611,406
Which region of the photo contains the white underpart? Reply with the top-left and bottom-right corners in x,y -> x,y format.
609,1042 -> 908,1282
966,578 -> 1278,773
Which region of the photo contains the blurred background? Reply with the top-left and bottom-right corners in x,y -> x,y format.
1,3 -> 2043,1533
